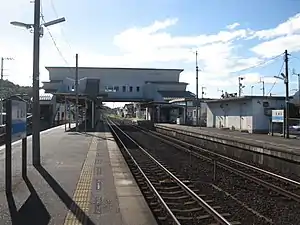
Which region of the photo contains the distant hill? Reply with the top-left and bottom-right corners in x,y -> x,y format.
0,79 -> 32,99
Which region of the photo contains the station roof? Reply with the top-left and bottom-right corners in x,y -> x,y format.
158,91 -> 196,100
45,66 -> 183,73
145,81 -> 188,85
205,95 -> 289,103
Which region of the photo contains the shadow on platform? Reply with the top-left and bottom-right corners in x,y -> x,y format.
6,176 -> 50,225
66,121 -> 115,141
35,165 -> 95,225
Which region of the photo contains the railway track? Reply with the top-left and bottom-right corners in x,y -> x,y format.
107,119 -> 240,225
131,124 -> 300,203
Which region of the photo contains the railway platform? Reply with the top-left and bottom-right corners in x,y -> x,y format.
155,123 -> 300,163
0,123 -> 156,225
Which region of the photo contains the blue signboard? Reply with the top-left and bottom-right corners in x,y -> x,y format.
11,100 -> 27,142
272,109 -> 284,123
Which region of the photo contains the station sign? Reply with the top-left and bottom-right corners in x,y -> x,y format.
271,109 -> 284,123
11,100 -> 27,142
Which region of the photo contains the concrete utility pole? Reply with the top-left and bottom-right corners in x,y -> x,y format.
195,51 -> 199,127
251,85 -> 254,96
0,57 -> 3,80
32,0 -> 41,166
259,78 -> 265,96
201,86 -> 206,99
238,77 -> 244,97
292,69 -> 300,109
75,53 -> 79,132
284,50 -> 290,138
10,0 -> 65,166
0,57 -> 3,126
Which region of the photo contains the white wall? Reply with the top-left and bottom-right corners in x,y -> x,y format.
46,67 -> 183,101
251,98 -> 285,132
206,100 -> 253,132
154,83 -> 187,91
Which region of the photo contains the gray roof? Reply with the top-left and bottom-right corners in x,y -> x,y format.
145,81 -> 187,84
46,66 -> 183,73
158,91 -> 196,99
205,95 -> 289,103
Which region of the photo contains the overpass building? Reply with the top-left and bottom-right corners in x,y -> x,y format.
42,67 -> 195,123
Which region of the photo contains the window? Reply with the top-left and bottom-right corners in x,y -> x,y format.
105,86 -> 114,92
136,86 -> 140,92
114,86 -> 119,92
122,86 -> 126,92
129,86 -> 133,92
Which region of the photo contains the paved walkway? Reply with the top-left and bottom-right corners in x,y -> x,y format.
0,123 -> 156,225
155,124 -> 300,153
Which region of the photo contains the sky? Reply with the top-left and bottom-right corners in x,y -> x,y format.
1,0 -> 300,107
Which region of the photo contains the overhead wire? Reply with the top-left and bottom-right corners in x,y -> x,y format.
266,61 -> 285,96
48,0 -> 73,53
232,53 -> 284,74
40,3 -> 69,65
40,1 -> 79,83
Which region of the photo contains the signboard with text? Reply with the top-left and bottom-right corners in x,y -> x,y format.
11,100 -> 27,142
272,109 -> 284,123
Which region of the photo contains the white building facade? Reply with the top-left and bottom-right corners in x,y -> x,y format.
42,67 -> 192,102
206,96 -> 287,133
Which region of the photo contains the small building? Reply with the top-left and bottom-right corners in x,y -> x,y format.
170,98 -> 211,126
205,96 -> 288,133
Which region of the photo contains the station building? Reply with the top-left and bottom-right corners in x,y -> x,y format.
205,95 -> 288,133
42,67 -> 196,124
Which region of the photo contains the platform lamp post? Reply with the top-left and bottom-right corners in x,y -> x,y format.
10,2 -> 66,166
0,57 -> 14,125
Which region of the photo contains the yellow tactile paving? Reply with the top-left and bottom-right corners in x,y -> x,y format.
63,136 -> 98,225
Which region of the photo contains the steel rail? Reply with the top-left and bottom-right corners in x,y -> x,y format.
109,119 -> 232,225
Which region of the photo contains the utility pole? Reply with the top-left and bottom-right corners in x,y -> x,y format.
195,51 -> 199,127
259,79 -> 265,96
201,86 -> 206,99
292,69 -> 300,109
251,86 -> 254,96
32,0 -> 41,166
0,57 -> 4,126
1,57 -> 3,80
284,49 -> 290,139
238,77 -> 244,97
75,54 -> 79,132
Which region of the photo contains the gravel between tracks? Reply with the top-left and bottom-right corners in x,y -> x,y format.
121,125 -> 300,225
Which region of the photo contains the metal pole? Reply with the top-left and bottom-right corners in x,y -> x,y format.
92,100 -> 95,129
262,81 -> 265,97
238,77 -> 241,97
196,51 -> 199,127
32,0 -> 41,166
64,95 -> 67,131
85,98 -> 87,133
75,54 -> 79,132
68,99 -> 71,129
284,50 -> 289,139
298,74 -> 300,110
0,57 -> 3,125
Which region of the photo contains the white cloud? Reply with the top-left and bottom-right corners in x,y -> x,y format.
251,35 -> 300,58
251,13 -> 300,40
2,1 -> 300,100
226,22 -> 240,30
